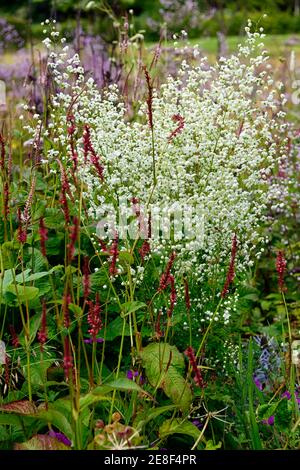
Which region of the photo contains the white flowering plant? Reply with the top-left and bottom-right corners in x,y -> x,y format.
0,18 -> 299,451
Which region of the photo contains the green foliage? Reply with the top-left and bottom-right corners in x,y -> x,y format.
140,343 -> 193,411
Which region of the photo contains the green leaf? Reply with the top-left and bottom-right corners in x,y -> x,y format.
105,316 -> 131,341
0,414 -> 24,426
140,343 -> 192,411
14,434 -> 70,450
120,301 -> 147,317
15,269 -> 33,283
6,284 -> 39,303
118,251 -> 134,266
106,377 -> 146,393
0,241 -> 19,269
79,378 -> 148,411
134,405 -> 177,429
79,385 -> 113,410
25,248 -> 47,272
35,409 -> 73,440
256,402 -> 278,421
205,440 -> 222,450
1,269 -> 15,291
159,419 -> 201,443
68,304 -> 83,317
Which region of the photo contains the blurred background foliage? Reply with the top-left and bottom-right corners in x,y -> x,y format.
1,0 -> 300,44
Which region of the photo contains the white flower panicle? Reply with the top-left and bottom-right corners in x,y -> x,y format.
27,24 -> 287,325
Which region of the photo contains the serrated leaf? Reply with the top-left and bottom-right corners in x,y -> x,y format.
14,434 -> 70,450
140,343 -> 192,411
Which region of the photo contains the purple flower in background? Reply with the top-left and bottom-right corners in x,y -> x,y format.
127,369 -> 144,384
262,415 -> 275,426
253,375 -> 265,392
84,337 -> 104,344
48,430 -> 71,447
0,18 -> 24,54
127,369 -> 139,381
192,419 -> 203,429
281,390 -> 292,400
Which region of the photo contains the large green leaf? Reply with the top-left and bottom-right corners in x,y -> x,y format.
120,301 -> 147,318
105,316 -> 131,341
134,405 -> 177,429
159,418 -> 201,443
79,378 -> 146,411
6,284 -> 39,303
14,434 -> 70,450
140,343 -> 192,411
36,409 -> 73,440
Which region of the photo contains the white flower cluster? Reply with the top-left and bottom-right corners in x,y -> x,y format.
28,24 -> 287,322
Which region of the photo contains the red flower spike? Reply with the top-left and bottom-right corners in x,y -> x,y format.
39,217 -> 48,257
276,250 -> 287,293
63,292 -> 71,328
0,132 -> 5,171
221,234 -> 238,298
158,251 -> 176,292
63,336 -> 73,379
83,125 -> 104,180
139,240 -> 151,259
9,325 -> 20,348
168,114 -> 185,143
184,346 -> 205,389
87,293 -> 102,341
143,66 -> 154,130
109,232 -> 119,276
3,182 -> 9,219
167,274 -> 177,318
67,216 -> 79,262
17,208 -> 27,244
